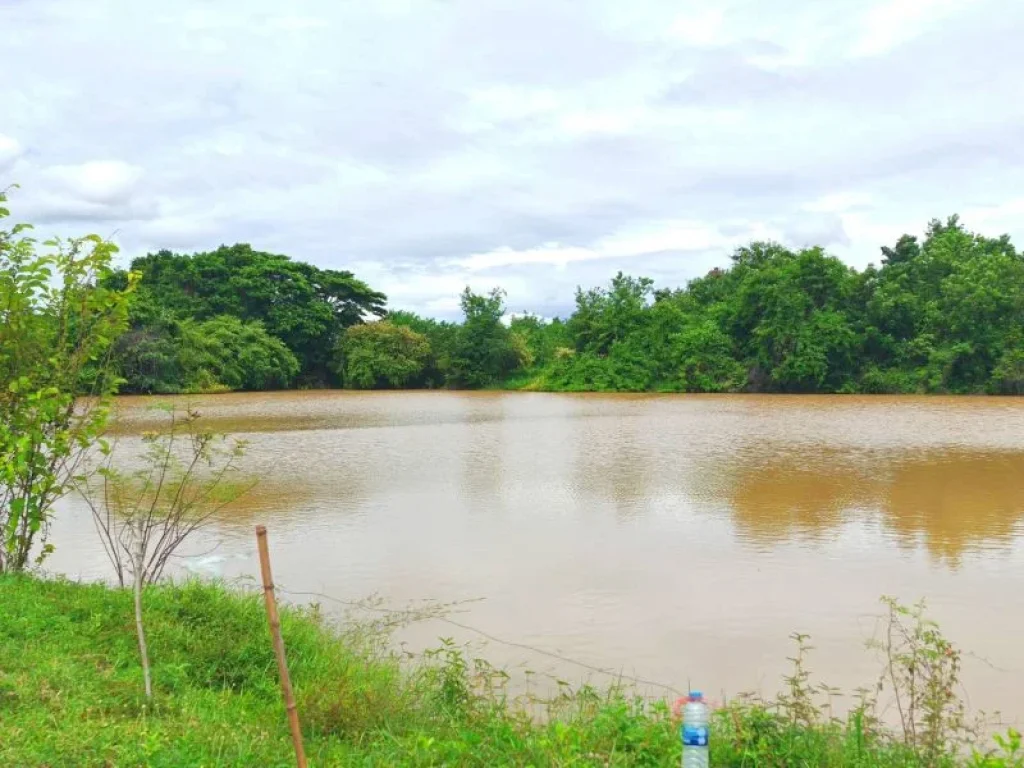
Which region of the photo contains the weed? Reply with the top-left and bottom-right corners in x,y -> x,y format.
0,575 -> 1018,766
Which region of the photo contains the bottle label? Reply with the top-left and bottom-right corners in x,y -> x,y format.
681,724 -> 709,747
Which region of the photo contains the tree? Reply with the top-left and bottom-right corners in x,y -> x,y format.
508,314 -> 570,369
727,244 -> 862,391
866,217 -> 1024,392
333,321 -> 431,389
672,320 -> 745,393
179,316 -> 299,392
568,273 -> 654,355
84,210 -> 1024,397
113,315 -> 300,394
112,317 -> 185,395
116,245 -> 386,386
0,192 -> 134,572
79,406 -> 248,698
448,288 -> 526,388
389,310 -> 459,388
991,348 -> 1024,395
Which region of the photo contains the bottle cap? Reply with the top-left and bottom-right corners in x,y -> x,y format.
689,690 -> 703,699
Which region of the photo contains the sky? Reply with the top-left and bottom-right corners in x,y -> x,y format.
3,0 -> 1023,319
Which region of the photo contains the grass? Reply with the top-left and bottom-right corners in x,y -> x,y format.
0,575 -> 1020,766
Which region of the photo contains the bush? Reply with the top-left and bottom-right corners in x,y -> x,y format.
333,321 -> 431,389
116,315 -> 300,393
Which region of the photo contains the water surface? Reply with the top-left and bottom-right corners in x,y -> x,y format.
49,392 -> 1024,723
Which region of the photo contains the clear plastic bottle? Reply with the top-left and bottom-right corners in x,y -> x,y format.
681,690 -> 710,768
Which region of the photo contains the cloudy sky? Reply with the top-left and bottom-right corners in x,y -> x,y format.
3,0 -> 1022,318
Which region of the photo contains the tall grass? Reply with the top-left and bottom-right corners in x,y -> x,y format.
0,575 -> 1020,766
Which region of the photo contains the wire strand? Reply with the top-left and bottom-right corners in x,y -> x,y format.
273,585 -> 686,698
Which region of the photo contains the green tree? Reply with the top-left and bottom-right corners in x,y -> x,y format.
448,288 -> 525,388
117,245 -> 386,386
991,348 -> 1024,395
0,193 -> 134,572
333,321 -> 431,389
94,211 -> 1024,397
179,316 -> 299,392
727,244 -> 862,392
114,315 -> 299,394
568,273 -> 653,355
672,320 -> 745,392
508,314 -> 570,368
388,310 -> 459,387
866,216 -> 1024,392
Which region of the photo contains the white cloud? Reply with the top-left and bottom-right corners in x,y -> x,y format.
961,198 -> 1024,228
0,0 -> 1020,318
453,220 -> 782,272
556,110 -> 643,137
848,0 -> 978,57
44,160 -> 144,206
460,86 -> 561,128
803,192 -> 874,214
667,8 -> 726,47
456,244 -> 598,271
0,134 -> 22,173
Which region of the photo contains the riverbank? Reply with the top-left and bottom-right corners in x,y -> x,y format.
1,575 -> 1018,766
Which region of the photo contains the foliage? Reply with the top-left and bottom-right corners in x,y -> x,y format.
80,406 -> 248,588
77,406 -> 247,699
508,314 -> 570,369
389,310 -> 460,388
672,320 -> 747,393
509,217 -> 1024,394
333,321 -> 432,389
113,244 -> 385,389
0,194 -> 133,572
870,597 -> 972,763
447,288 -> 527,388
109,213 -> 1024,395
114,315 -> 299,394
1,577 -> 1021,766
569,273 -> 654,356
181,316 -> 299,392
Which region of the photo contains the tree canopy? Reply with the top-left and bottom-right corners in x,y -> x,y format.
111,216 -> 1024,395
109,244 -> 385,391
333,321 -> 431,389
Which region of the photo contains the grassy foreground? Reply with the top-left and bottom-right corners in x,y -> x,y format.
0,576 -> 1019,767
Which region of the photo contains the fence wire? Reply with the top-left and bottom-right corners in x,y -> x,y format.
269,583 -> 688,699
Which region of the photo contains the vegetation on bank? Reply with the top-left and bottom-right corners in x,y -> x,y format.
104,215 -> 1024,396
1,575 -> 1022,767
1,194 -> 134,574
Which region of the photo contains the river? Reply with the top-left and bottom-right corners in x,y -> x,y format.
48,391 -> 1024,724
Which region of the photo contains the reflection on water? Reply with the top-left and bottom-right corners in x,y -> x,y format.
882,452 -> 1024,564
48,391 -> 1024,723
721,446 -> 864,545
719,445 -> 1024,565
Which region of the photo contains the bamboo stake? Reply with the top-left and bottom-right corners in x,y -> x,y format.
256,525 -> 308,768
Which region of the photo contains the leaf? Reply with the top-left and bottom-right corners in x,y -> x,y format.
9,497 -> 25,522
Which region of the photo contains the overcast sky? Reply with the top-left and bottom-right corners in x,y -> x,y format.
3,0 -> 1022,319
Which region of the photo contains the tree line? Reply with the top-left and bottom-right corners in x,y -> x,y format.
2,199 -> 1023,577
106,215 -> 1024,395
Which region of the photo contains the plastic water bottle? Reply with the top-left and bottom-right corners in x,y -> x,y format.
681,690 -> 710,768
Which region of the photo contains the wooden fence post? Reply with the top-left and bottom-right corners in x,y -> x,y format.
256,525 -> 308,768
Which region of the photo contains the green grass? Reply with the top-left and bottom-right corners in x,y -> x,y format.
0,576 -> 1019,766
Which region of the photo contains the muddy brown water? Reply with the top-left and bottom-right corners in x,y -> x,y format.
48,391 -> 1024,724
